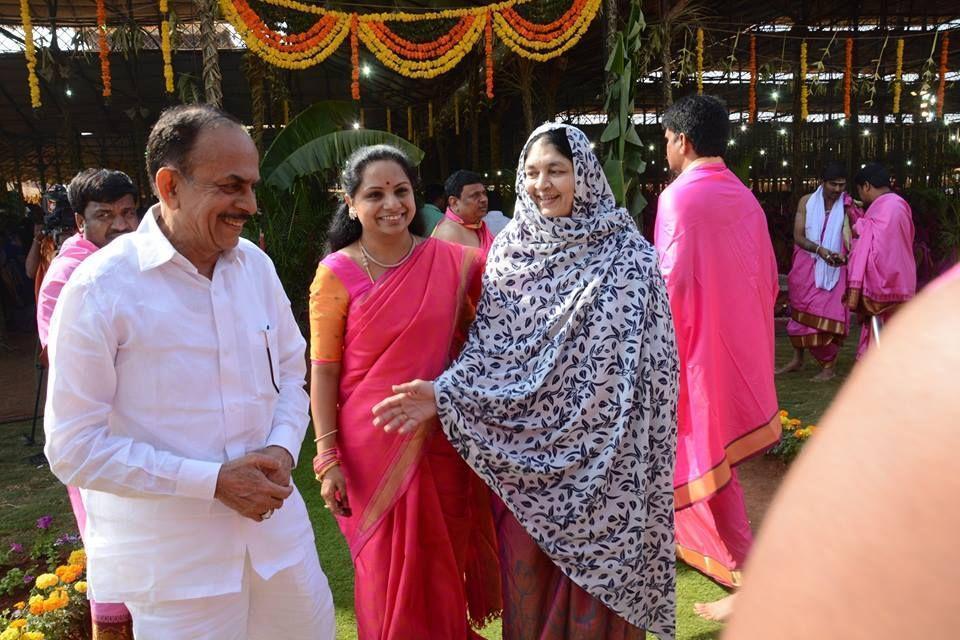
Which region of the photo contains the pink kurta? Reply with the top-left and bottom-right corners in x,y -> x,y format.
655,161 -> 780,586
36,233 -> 97,348
846,192 -> 916,358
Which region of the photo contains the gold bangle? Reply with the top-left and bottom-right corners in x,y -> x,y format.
313,430 -> 338,443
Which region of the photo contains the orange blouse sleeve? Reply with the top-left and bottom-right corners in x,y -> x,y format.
308,263 -> 348,363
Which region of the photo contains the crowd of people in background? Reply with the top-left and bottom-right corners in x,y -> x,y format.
0,92 -> 932,639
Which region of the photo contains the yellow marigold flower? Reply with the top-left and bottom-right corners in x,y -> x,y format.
74,581 -> 87,594
779,409 -> 789,417
10,618 -> 27,628
28,594 -> 44,615
23,632 -> 45,640
13,601 -> 25,610
55,564 -> 81,584
67,549 -> 86,568
0,628 -> 21,640
35,573 -> 59,589
788,418 -> 802,426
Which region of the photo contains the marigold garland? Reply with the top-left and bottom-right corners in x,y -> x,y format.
220,0 -> 600,85
844,37 -> 853,120
893,38 -> 904,114
799,40 -> 808,121
937,31 -> 950,119
485,12 -> 495,98
19,0 -> 40,108
96,0 -> 111,97
160,0 -> 174,93
350,14 -> 360,99
748,35 -> 757,124
386,107 -> 392,133
695,28 -> 704,95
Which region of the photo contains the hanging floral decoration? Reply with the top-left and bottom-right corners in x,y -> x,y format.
937,31 -> 950,119
799,40 -> 808,121
748,35 -> 757,123
160,0 -> 175,93
695,27 -> 704,95
428,101 -> 434,136
844,37 -> 853,120
407,106 -> 413,140
485,12 -> 495,98
386,107 -> 392,133
19,0 -> 40,108
350,14 -> 360,99
220,0 -> 600,92
893,38 -> 904,114
360,107 -> 365,128
96,0 -> 111,97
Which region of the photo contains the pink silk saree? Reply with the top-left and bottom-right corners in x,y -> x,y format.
655,162 -> 781,586
325,239 -> 500,639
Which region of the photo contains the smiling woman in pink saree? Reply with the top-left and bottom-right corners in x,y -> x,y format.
308,145 -> 500,639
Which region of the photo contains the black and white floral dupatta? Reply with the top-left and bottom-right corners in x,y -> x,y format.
435,123 -> 679,639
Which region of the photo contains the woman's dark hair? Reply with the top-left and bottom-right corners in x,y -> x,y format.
525,128 -> 574,163
326,145 -> 423,253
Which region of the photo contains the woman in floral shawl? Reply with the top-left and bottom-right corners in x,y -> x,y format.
374,124 -> 679,639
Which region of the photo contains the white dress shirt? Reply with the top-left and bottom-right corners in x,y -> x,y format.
44,206 -> 313,604
483,209 -> 511,236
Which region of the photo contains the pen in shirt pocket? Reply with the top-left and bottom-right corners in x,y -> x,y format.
262,324 -> 280,394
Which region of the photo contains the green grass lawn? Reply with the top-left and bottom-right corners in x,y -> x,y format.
0,335 -> 855,638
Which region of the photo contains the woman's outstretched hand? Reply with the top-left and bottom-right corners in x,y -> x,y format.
372,380 -> 438,434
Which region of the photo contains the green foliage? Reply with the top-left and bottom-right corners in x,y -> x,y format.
601,4 -> 648,221
260,102 -> 424,191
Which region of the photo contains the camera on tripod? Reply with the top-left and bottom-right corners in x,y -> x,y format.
40,184 -> 75,235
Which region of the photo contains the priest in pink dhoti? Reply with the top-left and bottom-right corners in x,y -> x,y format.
432,170 -> 495,257
777,162 -> 862,380
654,95 -> 780,621
847,163 -> 916,358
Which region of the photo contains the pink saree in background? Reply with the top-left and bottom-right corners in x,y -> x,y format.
326,239 -> 501,639
846,192 -> 917,358
655,162 -> 780,587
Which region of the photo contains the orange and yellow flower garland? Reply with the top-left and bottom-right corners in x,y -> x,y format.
893,37 -> 904,114
19,0 -> 40,108
96,0 -> 111,97
485,12 -> 495,98
799,40 -> 808,121
937,31 -> 950,119
160,0 -> 174,93
844,37 -> 853,120
219,0 -> 600,92
748,35 -> 757,123
222,0 -> 349,70
350,14 -> 359,99
696,27 -> 704,95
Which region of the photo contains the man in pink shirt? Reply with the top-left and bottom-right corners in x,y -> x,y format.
846,162 -> 916,358
36,167 -> 138,639
655,94 -> 780,621
37,169 -> 138,349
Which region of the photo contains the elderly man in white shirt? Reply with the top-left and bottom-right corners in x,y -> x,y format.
44,104 -> 335,639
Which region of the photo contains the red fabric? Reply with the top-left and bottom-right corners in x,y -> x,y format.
326,239 -> 500,638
